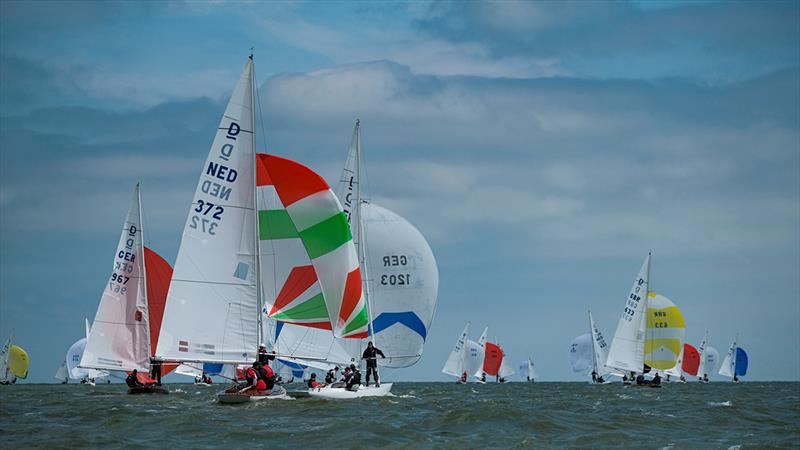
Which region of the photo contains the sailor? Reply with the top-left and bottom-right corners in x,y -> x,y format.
703,374 -> 709,383
257,344 -> 271,366
652,373 -> 662,386
480,372 -> 487,383
325,367 -> 339,384
346,364 -> 361,391
679,375 -> 686,383
733,375 -> 739,383
261,361 -> 276,389
150,359 -> 163,385
591,370 -> 598,383
635,374 -> 645,385
665,374 -> 671,382
244,364 -> 258,389
596,375 -> 604,383
362,342 -> 386,387
203,372 -> 212,384
307,373 -> 325,389
460,371 -> 467,383
126,369 -> 144,388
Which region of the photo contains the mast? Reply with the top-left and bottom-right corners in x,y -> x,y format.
354,119 -> 380,379
138,182 -> 153,364
250,51 -> 263,350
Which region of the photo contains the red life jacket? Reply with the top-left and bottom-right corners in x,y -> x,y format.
246,367 -> 257,382
264,365 -> 275,379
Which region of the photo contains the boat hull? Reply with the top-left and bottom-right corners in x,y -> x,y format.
307,383 -> 392,399
127,385 -> 169,395
217,385 -> 289,403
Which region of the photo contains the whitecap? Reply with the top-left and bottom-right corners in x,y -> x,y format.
709,401 -> 732,407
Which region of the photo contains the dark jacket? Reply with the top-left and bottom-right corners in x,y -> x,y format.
362,347 -> 385,366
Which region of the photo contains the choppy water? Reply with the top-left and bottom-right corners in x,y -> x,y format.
1,382 -> 798,449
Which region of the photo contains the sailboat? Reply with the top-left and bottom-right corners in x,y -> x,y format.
442,323 -> 470,383
719,336 -> 748,382
0,336 -> 28,384
306,119 -> 439,399
156,56 -> 368,403
518,358 -> 537,382
55,360 -> 68,384
66,320 -> 109,385
80,183 -> 176,394
497,343 -> 515,382
470,327 -> 489,383
696,331 -> 719,382
568,312 -> 614,383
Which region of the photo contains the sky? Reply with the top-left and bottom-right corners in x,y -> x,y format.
0,0 -> 798,383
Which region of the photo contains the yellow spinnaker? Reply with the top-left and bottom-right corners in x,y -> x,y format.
644,292 -> 685,370
8,345 -> 29,379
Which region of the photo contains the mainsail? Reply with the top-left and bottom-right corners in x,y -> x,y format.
81,185 -> 150,372
588,311 -> 611,376
157,58 -> 258,363
606,253 -> 651,374
719,337 -> 738,378
441,323 -> 469,378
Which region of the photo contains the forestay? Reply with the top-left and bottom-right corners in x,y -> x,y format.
606,253 -> 650,374
82,185 -> 150,371
157,58 -> 258,364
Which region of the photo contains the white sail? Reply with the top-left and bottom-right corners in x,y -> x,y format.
696,331 -> 709,378
569,333 -> 593,373
81,185 -> 150,372
498,350 -> 515,379
156,58 -> 258,364
719,337 -> 737,378
334,119 -> 362,248
704,346 -> 720,377
606,253 -> 650,374
360,203 -> 438,367
469,327 -> 488,377
588,311 -> 611,376
442,323 -> 469,378
519,359 -> 536,380
0,336 -> 9,380
55,360 -> 68,383
664,344 -> 684,378
175,363 -> 203,378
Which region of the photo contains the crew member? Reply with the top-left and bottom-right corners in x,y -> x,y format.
362,342 -> 386,387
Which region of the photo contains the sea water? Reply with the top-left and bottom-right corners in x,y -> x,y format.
1,382 -> 798,448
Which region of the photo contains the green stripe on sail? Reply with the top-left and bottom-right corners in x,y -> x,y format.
259,210 -> 299,240
271,293 -> 328,321
343,305 -> 369,336
298,212 -> 352,259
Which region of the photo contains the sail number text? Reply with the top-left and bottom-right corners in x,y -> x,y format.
379,254 -> 411,286
109,224 -> 138,294
189,199 -> 224,235
622,278 -> 645,322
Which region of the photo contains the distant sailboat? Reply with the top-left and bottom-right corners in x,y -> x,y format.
569,311 -> 615,383
55,360 -> 68,384
519,358 -> 536,382
442,323 -> 470,383
66,319 -> 109,385
719,336 -> 748,382
0,336 -> 28,384
696,331 -> 719,382
80,183 -> 175,394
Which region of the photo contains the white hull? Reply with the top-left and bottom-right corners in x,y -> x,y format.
308,383 -> 392,399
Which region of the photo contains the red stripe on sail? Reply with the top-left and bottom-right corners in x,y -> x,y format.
270,265 -> 318,315
256,153 -> 272,187
338,268 -> 362,326
483,343 -> 503,376
144,247 -> 173,357
262,153 -> 329,206
283,321 -> 332,331
348,331 -> 369,339
682,343 -> 701,376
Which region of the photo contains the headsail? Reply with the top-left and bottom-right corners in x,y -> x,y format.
735,348 -> 748,377
257,153 -> 367,338
360,203 -> 438,367
606,253 -> 650,374
82,184 -> 150,371
569,334 -> 593,373
645,292 -> 686,372
8,345 -> 28,379
157,58 -> 258,363
681,343 -> 701,376
696,331 -> 709,378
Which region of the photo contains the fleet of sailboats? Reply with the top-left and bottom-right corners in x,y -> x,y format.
5,56 -> 761,391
